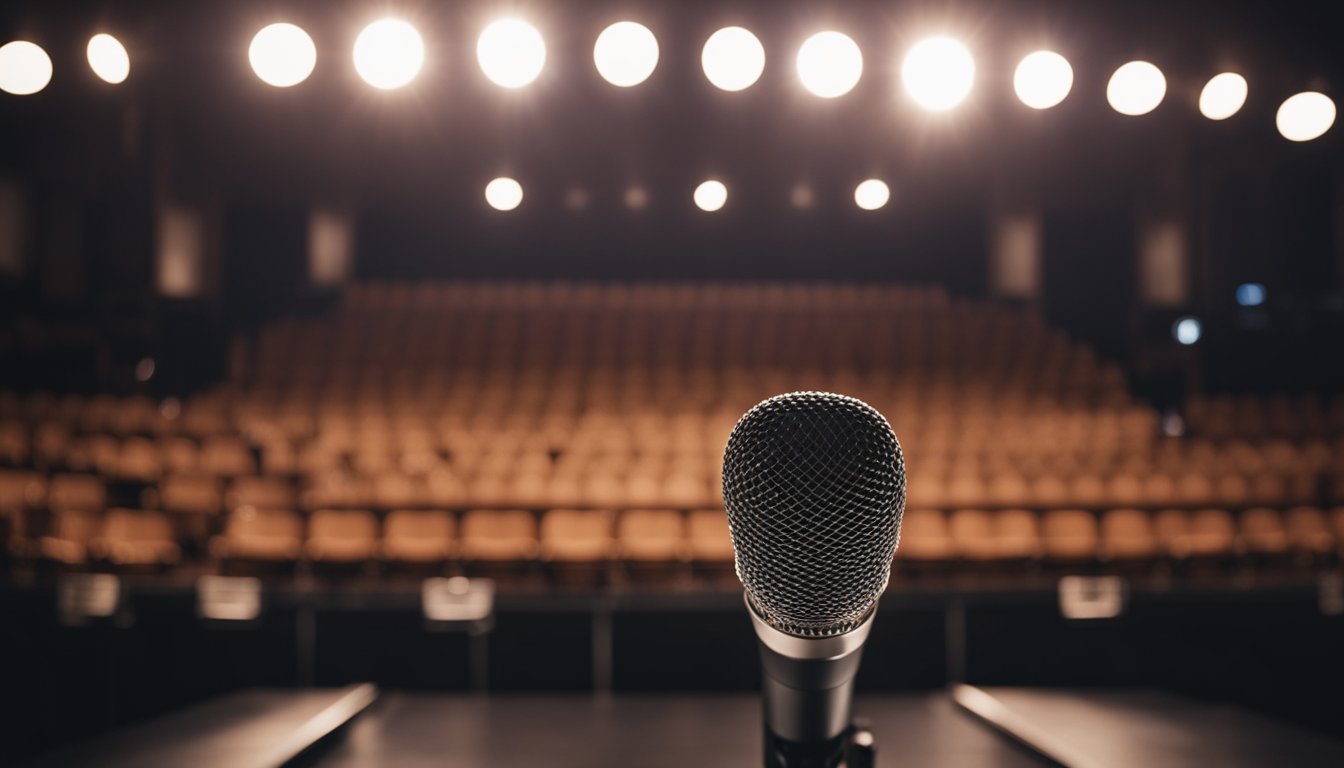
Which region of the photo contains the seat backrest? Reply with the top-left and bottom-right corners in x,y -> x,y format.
51,508 -> 102,543
48,474 -> 107,512
309,509 -> 378,541
229,477 -> 296,511
103,508 -> 174,543
226,506 -> 302,540
686,509 -> 732,559
542,509 -> 611,543
1043,509 -> 1098,556
618,509 -> 683,543
385,509 -> 455,542
462,509 -> 536,541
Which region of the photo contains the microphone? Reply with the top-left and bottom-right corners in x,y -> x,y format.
722,392 -> 906,767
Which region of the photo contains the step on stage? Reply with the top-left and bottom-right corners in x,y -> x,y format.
21,686 -> 1344,767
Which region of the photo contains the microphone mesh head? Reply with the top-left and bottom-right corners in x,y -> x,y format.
722,392 -> 905,637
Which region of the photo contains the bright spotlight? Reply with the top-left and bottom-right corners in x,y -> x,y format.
694,180 -> 727,212
797,32 -> 862,98
1107,61 -> 1166,116
702,27 -> 765,92
1173,316 -> 1202,346
1235,283 -> 1266,307
594,22 -> 658,88
485,177 -> 524,211
0,41 -> 53,95
250,23 -> 316,88
354,19 -> 423,90
87,34 -> 130,84
901,37 -> 974,112
1013,50 -> 1073,109
478,18 -> 546,89
854,179 -> 891,211
1276,92 -> 1336,142
1198,72 -> 1247,120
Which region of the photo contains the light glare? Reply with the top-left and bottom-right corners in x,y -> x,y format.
354,19 -> 423,90
901,36 -> 975,112
694,180 -> 727,212
1107,61 -> 1166,116
485,177 -> 524,211
797,31 -> 862,98
1235,283 -> 1266,307
1174,317 -> 1202,346
1013,50 -> 1072,109
250,23 -> 317,88
1198,73 -> 1247,120
1276,92 -> 1336,142
854,180 -> 890,211
594,22 -> 658,87
702,27 -> 765,92
478,18 -> 546,89
87,34 -> 130,84
0,41 -> 53,95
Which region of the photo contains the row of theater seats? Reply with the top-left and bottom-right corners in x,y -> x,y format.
1185,392 -> 1344,440
11,505 -> 1344,575
19,507 -> 735,571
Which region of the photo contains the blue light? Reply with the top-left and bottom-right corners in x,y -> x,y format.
1236,283 -> 1266,307
1173,316 -> 1202,345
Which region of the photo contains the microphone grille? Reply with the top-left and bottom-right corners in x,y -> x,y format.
722,392 -> 905,637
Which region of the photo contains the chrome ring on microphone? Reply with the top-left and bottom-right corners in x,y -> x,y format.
745,592 -> 876,660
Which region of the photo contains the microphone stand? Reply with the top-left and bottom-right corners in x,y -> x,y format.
764,721 -> 876,768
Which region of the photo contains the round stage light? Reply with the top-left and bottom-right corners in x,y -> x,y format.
854,179 -> 890,211
1235,283 -> 1266,307
250,23 -> 316,88
901,36 -> 974,112
1199,72 -> 1247,120
1276,91 -> 1336,142
1107,61 -> 1166,116
87,34 -> 130,84
694,180 -> 727,212
624,186 -> 649,210
1173,316 -> 1202,345
1013,50 -> 1072,109
478,18 -> 546,89
701,27 -> 765,92
0,41 -> 53,95
485,177 -> 523,211
354,19 -> 423,90
594,21 -> 658,88
790,183 -> 815,209
797,31 -> 862,98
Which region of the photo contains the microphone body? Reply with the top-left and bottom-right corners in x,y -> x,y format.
721,392 -> 905,768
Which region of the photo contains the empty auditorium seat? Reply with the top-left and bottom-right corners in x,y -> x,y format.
47,474 -> 107,512
210,507 -> 304,562
949,509 -> 997,560
994,509 -> 1043,560
228,476 -> 296,511
91,509 -> 181,567
459,510 -> 538,561
1156,509 -> 1236,558
1284,506 -> 1334,555
159,475 -> 224,516
1100,509 -> 1158,560
686,509 -> 733,563
896,509 -> 954,561
1041,509 -> 1099,561
540,509 -> 614,563
199,437 -> 255,476
306,509 -> 379,564
1239,508 -> 1289,555
0,469 -> 45,513
617,509 -> 684,562
37,509 -> 102,565
382,509 -> 455,563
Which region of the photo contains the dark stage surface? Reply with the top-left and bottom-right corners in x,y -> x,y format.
23,687 -> 1344,767
307,693 -> 1047,768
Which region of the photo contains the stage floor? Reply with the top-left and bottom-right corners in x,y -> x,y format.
306,693 -> 1047,768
